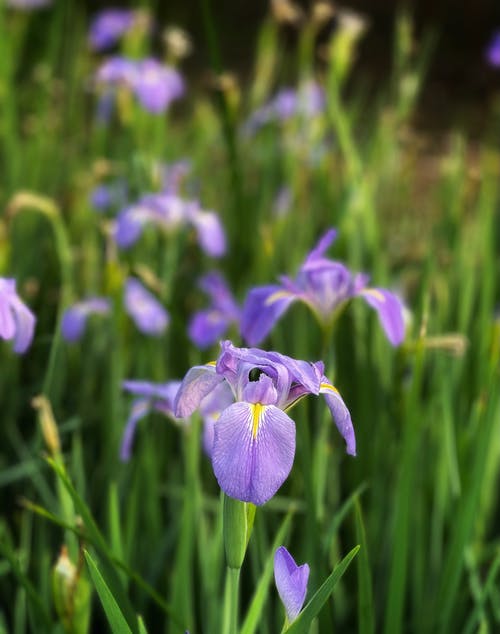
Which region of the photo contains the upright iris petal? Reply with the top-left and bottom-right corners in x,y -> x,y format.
240,228 -> 406,347
188,272 -> 240,348
274,546 -> 310,623
175,340 -> 355,505
88,9 -> 136,51
0,278 -> 36,354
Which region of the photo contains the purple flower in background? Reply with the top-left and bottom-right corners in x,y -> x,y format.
274,546 -> 310,623
88,9 -> 135,51
241,228 -> 405,347
120,380 -> 181,461
114,194 -> 226,257
175,340 -> 355,505
61,297 -> 111,342
124,278 -> 169,336
89,181 -> 127,212
132,59 -> 185,113
95,57 -> 184,114
157,159 -> 191,194
0,278 -> 36,354
244,80 -> 325,134
120,377 -> 233,460
486,31 -> 500,67
188,272 -> 241,348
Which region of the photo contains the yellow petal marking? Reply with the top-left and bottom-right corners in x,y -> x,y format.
320,382 -> 339,394
264,290 -> 293,306
251,403 -> 264,439
206,361 -> 216,367
363,289 -> 385,303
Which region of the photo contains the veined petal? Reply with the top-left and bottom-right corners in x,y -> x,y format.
212,402 -> 295,505
240,285 -> 297,346
320,380 -> 356,456
174,364 -> 224,417
274,546 -> 310,622
358,287 -> 406,346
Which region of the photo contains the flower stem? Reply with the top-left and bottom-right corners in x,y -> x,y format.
222,566 -> 240,634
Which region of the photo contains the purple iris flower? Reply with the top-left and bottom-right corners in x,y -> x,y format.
241,228 -> 405,347
114,194 -> 226,258
188,272 -> 241,348
89,181 -> 127,212
175,340 -> 355,506
88,9 -> 135,51
486,31 -> 500,67
124,278 -> 169,336
0,278 -> 36,354
61,297 -> 111,342
274,546 -> 310,623
95,57 -> 184,114
120,378 -> 233,460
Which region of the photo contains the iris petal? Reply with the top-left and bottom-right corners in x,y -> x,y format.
320,380 -> 356,456
212,402 -> 295,505
358,287 -> 405,346
274,546 -> 310,622
174,364 -> 225,417
240,285 -> 297,346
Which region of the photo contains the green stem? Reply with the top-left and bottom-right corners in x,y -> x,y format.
223,566 -> 240,634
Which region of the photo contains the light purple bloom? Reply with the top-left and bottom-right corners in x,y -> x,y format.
175,340 -> 355,505
0,278 -> 36,354
241,228 -> 406,347
486,31 -> 500,67
188,272 -> 241,348
61,297 -> 111,342
156,159 -> 191,194
95,57 -> 184,114
88,9 -> 135,51
124,278 -> 169,336
114,194 -> 226,257
274,546 -> 310,623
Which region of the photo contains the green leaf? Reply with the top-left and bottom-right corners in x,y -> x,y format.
84,550 -> 134,634
355,500 -> 375,634
286,545 -> 360,634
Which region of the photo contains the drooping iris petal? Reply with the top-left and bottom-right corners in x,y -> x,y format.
0,278 -> 36,354
358,287 -> 405,346
88,9 -> 135,51
320,380 -> 356,456
175,364 -> 225,418
124,278 -> 169,336
486,32 -> 500,67
61,298 -> 111,342
274,546 -> 310,622
211,401 -> 296,505
189,208 -> 226,258
120,398 -> 151,462
240,285 -> 297,346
